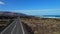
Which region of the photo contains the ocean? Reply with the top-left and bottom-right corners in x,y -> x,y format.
40,15 -> 60,18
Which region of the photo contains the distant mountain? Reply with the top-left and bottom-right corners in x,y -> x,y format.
0,11 -> 27,17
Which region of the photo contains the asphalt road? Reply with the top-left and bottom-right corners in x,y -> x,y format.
0,18 -> 34,34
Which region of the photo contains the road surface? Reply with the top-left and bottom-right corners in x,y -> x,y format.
0,18 -> 34,34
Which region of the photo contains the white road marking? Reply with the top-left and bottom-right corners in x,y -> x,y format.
19,18 -> 25,34
0,20 -> 15,34
0,18 -> 25,34
11,23 -> 16,34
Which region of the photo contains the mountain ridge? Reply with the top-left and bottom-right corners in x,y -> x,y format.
0,11 -> 27,17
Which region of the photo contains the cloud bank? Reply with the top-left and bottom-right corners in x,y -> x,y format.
1,9 -> 60,15
0,1 -> 5,5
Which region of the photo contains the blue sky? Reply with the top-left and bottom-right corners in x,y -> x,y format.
0,0 -> 60,15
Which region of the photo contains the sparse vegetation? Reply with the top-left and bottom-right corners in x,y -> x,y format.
20,16 -> 60,34
0,16 -> 15,32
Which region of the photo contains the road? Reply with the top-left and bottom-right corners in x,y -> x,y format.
0,18 -> 34,34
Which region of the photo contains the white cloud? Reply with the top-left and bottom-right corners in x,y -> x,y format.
1,9 -> 60,15
0,1 -> 5,5
1,9 -> 60,11
9,9 -> 60,12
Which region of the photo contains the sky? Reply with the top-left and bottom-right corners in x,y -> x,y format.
0,0 -> 60,15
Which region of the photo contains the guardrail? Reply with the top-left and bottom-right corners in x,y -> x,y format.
0,18 -> 25,34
